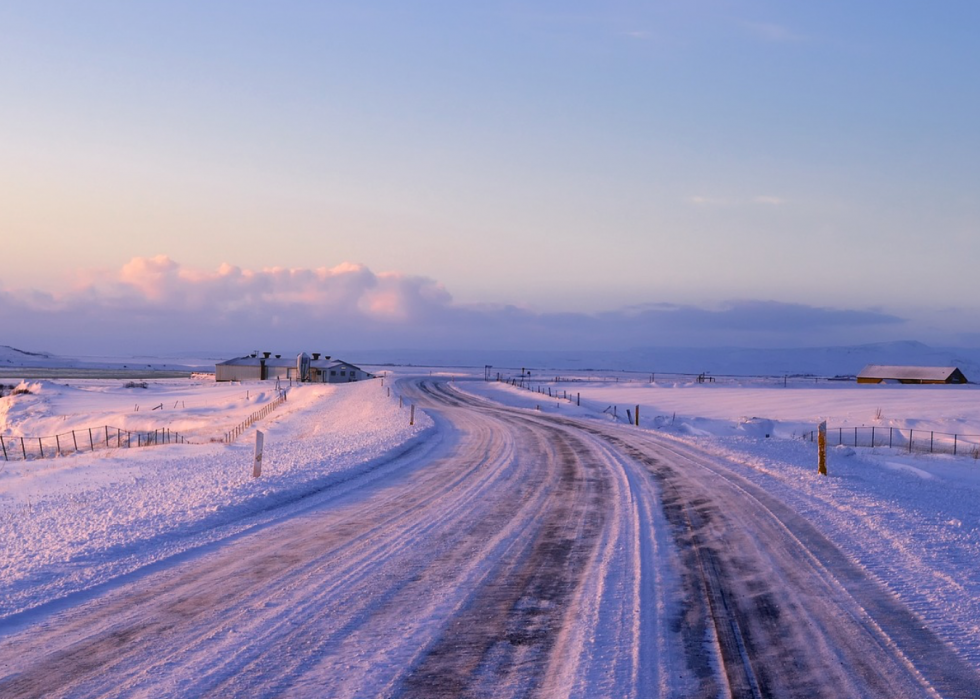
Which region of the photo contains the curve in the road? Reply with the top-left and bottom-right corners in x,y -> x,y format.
1,378 -> 976,699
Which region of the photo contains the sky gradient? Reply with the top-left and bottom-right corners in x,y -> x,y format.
1,2 -> 977,355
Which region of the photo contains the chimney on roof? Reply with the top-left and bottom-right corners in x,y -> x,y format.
275,354 -> 281,359
312,353 -> 320,360
324,355 -> 331,361
263,352 -> 271,359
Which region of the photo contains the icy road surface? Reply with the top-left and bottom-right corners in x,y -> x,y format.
1,379 -> 977,698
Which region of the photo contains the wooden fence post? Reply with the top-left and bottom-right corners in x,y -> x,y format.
253,430 -> 264,477
818,421 -> 827,476
410,405 -> 415,426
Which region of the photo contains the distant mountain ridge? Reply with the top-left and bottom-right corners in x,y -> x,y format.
0,345 -> 72,367
5,342 -> 980,380
347,341 -> 980,379
0,345 -> 201,372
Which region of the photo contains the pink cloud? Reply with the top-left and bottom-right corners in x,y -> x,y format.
47,256 -> 452,319
0,256 -> 911,355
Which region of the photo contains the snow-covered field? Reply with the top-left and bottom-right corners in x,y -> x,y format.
2,357 -> 980,681
0,373 -> 432,623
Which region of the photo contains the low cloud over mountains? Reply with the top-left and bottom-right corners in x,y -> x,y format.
0,256 -> 911,354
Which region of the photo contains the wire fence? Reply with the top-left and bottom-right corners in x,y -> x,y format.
0,425 -> 189,461
224,389 -> 288,443
494,370 -> 855,387
0,389 -> 290,459
803,425 -> 980,458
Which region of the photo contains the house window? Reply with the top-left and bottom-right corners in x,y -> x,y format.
341,370 -> 346,376
330,370 -> 337,376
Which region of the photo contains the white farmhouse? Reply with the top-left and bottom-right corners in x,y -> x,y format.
215,352 -> 372,383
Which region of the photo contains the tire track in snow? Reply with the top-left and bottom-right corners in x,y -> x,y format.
579,422 -> 980,698
0,380 -> 680,698
8,376 -> 973,697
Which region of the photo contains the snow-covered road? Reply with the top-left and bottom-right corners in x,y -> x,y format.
1,379 -> 976,697
578,423 -> 978,698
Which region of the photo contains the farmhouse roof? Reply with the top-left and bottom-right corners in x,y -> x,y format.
316,358 -> 355,369
216,355 -> 362,370
857,365 -> 966,382
218,355 -> 294,367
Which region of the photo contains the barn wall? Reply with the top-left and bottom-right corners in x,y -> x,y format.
215,365 -> 262,382
264,365 -> 294,379
217,358 -> 372,382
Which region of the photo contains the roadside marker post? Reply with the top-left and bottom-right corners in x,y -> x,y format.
410,405 -> 415,426
253,430 -> 264,478
817,421 -> 827,476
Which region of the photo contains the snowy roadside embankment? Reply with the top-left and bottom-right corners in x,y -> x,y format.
0,376 -> 433,621
459,376 -> 980,667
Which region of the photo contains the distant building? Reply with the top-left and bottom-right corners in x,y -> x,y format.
856,365 -> 969,385
215,352 -> 372,383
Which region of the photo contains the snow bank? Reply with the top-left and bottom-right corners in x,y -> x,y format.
0,375 -> 432,621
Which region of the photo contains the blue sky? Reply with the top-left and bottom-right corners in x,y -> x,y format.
1,2 -> 978,354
